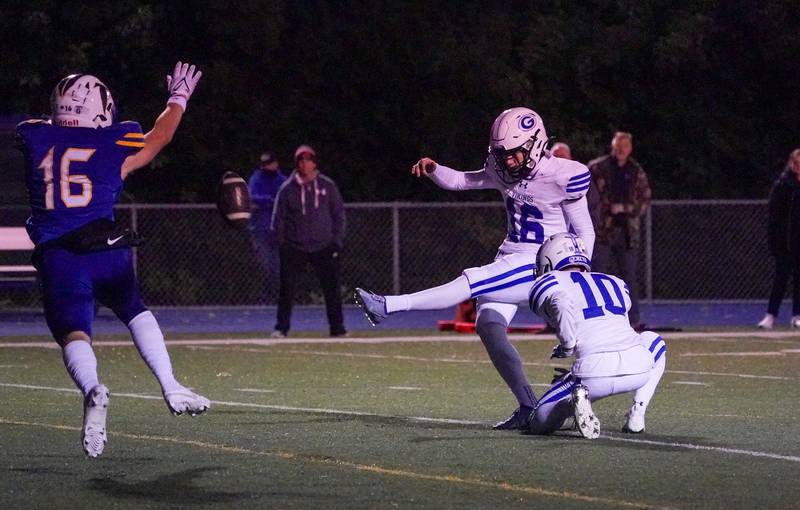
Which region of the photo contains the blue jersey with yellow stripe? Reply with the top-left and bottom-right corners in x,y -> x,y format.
17,119 -> 144,245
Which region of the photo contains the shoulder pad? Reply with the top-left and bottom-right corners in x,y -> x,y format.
562,162 -> 591,196
16,118 -> 48,132
110,121 -> 144,149
529,273 -> 560,310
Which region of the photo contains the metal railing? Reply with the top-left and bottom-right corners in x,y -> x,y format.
0,200 -> 774,307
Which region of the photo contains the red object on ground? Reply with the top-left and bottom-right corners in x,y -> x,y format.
437,320 -> 546,334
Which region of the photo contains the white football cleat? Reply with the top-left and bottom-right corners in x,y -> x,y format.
571,384 -> 600,439
792,316 -> 800,329
757,314 -> 775,329
164,386 -> 211,416
622,402 -> 646,433
82,384 -> 109,458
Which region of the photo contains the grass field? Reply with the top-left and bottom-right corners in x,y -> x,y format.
2,330 -> 800,509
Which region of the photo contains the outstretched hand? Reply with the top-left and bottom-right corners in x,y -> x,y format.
166,62 -> 202,111
411,158 -> 437,177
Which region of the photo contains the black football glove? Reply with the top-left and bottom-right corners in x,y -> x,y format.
550,367 -> 571,384
550,344 -> 574,359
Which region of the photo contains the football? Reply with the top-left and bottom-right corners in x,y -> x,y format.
217,171 -> 251,231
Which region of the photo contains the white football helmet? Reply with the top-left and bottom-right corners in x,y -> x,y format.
488,107 -> 548,184
536,232 -> 591,277
51,74 -> 115,128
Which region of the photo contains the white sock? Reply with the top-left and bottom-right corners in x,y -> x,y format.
385,276 -> 471,313
633,353 -> 666,409
128,311 -> 180,393
62,340 -> 100,397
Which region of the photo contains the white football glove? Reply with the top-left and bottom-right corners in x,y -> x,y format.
166,61 -> 202,111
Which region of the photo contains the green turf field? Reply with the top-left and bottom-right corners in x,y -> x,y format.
2,332 -> 800,509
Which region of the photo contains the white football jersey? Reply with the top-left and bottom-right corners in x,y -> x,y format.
429,154 -> 593,257
529,270 -> 641,359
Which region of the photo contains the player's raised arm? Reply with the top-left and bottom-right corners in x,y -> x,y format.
411,157 -> 493,191
121,62 -> 202,178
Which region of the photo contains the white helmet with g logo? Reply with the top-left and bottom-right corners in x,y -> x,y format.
488,107 -> 548,184
51,74 -> 115,128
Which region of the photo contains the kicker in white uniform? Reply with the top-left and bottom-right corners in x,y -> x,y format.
355,108 -> 595,430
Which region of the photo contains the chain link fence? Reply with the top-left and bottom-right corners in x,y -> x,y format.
0,200 -> 774,308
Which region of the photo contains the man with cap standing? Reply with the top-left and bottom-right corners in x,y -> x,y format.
271,145 -> 347,337
248,151 -> 287,304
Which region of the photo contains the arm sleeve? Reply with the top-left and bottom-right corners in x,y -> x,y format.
562,196 -> 596,258
329,181 -> 346,248
540,290 -> 578,351
427,164 -> 495,191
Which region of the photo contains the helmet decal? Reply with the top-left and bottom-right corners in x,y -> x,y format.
518,114 -> 536,131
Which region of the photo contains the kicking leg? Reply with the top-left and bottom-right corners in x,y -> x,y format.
356,252 -> 534,325
386,276 -> 471,313
476,302 -> 537,430
355,276 -> 470,325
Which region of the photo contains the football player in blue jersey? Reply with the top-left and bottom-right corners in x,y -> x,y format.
17,62 -> 209,458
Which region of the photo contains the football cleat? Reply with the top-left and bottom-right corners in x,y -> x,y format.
270,330 -> 287,338
757,314 -> 775,329
354,288 -> 388,326
164,387 -> 211,416
558,415 -> 576,431
82,384 -> 109,458
622,402 -> 646,433
571,385 -> 600,439
492,405 -> 534,430
792,316 -> 800,329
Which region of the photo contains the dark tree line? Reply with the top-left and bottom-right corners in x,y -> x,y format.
2,0 -> 797,202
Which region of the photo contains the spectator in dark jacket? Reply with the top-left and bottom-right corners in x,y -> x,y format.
271,145 -> 347,337
248,151 -> 287,303
588,132 -> 651,329
758,148 -> 800,329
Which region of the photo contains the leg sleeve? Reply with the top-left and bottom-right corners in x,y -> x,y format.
476,302 -> 535,407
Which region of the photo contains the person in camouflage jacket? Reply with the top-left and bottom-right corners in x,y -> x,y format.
587,132 -> 652,327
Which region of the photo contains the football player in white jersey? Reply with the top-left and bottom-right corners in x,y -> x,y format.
526,232 -> 666,438
355,107 -> 595,429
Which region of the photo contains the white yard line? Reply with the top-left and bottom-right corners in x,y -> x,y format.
194,346 -> 799,382
235,388 -> 275,394
388,386 -> 425,391
1,381 -> 799,464
671,381 -> 711,386
681,351 -> 795,357
3,330 -> 800,350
